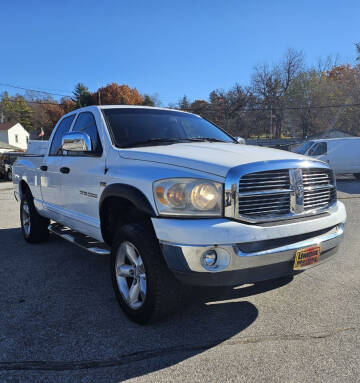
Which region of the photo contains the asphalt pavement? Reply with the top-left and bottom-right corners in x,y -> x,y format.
0,179 -> 359,383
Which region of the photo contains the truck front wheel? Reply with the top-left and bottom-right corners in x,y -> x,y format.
110,222 -> 181,324
20,191 -> 50,243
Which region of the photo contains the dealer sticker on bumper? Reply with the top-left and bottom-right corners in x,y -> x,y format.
293,246 -> 321,270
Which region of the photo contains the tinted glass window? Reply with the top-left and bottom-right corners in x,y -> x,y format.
296,141 -> 314,154
49,115 -> 75,156
72,112 -> 102,154
309,142 -> 327,156
103,108 -> 234,148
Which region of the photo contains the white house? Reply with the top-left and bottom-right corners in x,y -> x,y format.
0,122 -> 29,150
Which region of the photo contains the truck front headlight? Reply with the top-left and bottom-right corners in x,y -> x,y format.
153,178 -> 223,217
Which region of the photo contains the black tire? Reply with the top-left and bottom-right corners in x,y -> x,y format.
110,222 -> 182,324
354,173 -> 360,180
7,169 -> 12,182
20,190 -> 50,243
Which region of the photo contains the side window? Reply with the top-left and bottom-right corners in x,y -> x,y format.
309,142 -> 327,156
49,115 -> 76,156
71,112 -> 102,155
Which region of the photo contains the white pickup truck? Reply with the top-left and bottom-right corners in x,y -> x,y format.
13,106 -> 346,323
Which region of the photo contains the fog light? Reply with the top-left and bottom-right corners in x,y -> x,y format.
202,249 -> 217,267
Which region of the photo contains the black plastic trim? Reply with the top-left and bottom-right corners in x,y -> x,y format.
99,183 -> 156,217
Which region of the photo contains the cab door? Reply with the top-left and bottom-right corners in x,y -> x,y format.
59,111 -> 105,239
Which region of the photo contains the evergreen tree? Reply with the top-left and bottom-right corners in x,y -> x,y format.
179,95 -> 190,110
0,92 -> 33,130
72,83 -> 92,107
142,94 -> 155,106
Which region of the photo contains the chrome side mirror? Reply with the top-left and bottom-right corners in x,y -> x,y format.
234,136 -> 246,144
62,132 -> 92,152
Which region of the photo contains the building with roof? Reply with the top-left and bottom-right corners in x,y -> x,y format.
0,140 -> 23,153
0,122 -> 29,150
309,129 -> 354,139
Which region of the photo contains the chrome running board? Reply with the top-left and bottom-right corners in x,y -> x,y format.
48,223 -> 110,255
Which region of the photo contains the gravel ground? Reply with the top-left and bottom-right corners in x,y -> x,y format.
0,179 -> 359,383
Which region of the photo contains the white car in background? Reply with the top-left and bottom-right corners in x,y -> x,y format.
297,138 -> 360,179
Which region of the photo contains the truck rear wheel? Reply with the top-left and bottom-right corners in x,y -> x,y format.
110,222 -> 182,324
354,173 -> 360,180
20,191 -> 50,243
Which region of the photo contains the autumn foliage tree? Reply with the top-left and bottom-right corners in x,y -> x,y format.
28,97 -> 75,137
92,83 -> 143,105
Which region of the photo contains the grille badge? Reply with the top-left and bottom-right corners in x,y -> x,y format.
289,168 -> 304,214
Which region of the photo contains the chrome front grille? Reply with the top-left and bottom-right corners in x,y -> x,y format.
238,170 -> 291,217
227,162 -> 337,223
238,169 -> 290,192
301,168 -> 335,211
238,193 -> 291,217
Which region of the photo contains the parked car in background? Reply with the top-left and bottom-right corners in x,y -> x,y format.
13,106 -> 346,323
0,152 -> 23,181
296,138 -> 360,179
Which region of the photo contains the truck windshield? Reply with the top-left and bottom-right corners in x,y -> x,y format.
296,141 -> 314,155
102,108 -> 235,148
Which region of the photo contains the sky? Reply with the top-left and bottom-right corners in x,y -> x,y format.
0,0 -> 359,105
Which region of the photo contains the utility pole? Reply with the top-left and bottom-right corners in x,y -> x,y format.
270,104 -> 273,139
98,82 -> 102,105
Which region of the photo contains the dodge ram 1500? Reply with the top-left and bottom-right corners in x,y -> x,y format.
13,106 -> 346,323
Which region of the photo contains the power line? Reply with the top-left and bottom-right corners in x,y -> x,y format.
6,99 -> 67,106
0,82 -> 71,98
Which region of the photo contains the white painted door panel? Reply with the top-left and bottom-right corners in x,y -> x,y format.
40,156 -> 64,214
59,156 -> 105,239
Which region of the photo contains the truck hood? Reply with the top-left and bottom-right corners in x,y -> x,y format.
119,142 -> 309,177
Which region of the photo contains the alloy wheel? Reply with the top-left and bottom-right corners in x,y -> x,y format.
115,241 -> 147,309
21,201 -> 31,237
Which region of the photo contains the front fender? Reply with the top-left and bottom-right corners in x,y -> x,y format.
99,183 -> 156,217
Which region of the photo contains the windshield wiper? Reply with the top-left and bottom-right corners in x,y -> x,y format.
119,137 -> 231,148
185,137 -> 229,143
119,138 -> 185,148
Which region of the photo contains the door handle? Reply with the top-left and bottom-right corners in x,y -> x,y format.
60,167 -> 70,174
40,165 -> 48,171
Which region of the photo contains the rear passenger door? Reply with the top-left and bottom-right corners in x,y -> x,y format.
60,111 -> 105,239
41,114 -> 75,217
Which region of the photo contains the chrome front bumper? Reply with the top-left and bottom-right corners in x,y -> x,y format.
160,223 -> 345,286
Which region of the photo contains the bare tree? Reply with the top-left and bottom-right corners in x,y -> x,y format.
251,49 -> 304,138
